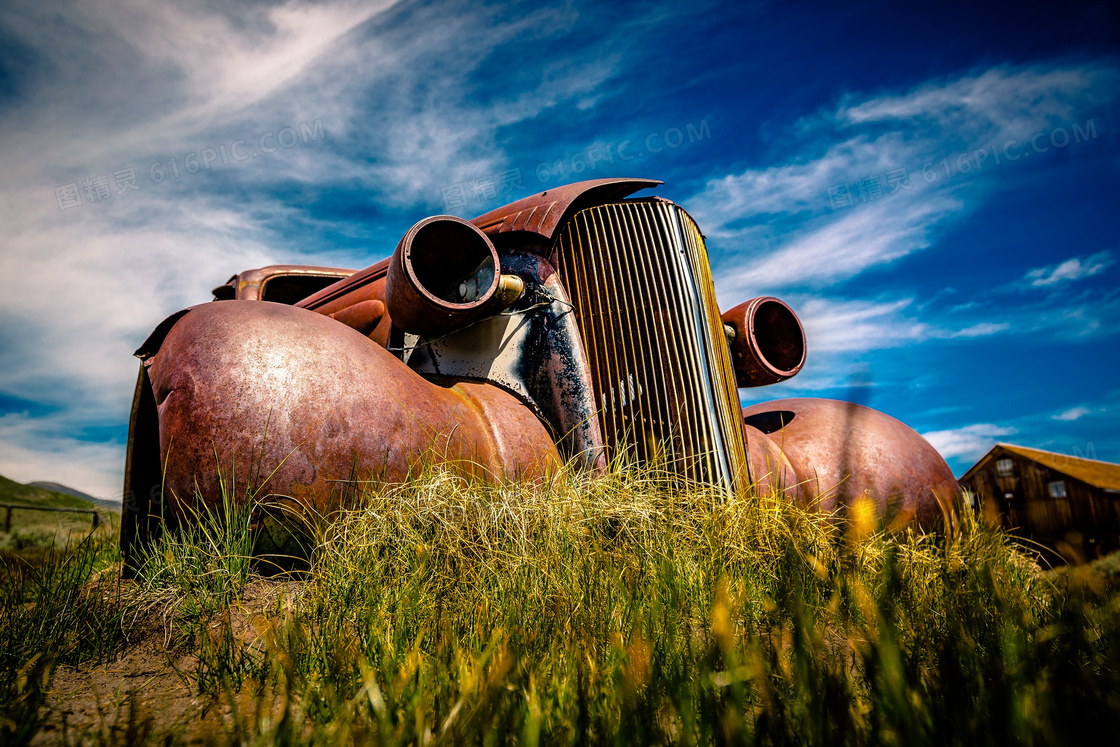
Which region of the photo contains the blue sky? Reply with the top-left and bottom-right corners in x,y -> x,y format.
0,0 -> 1117,498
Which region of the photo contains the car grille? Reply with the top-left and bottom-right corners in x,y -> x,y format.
553,200 -> 749,491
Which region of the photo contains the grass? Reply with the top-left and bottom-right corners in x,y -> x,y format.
3,462 -> 1119,744
0,531 -> 124,743
0,474 -> 96,510
0,473 -> 117,550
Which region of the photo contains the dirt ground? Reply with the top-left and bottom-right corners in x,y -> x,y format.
33,577 -> 300,744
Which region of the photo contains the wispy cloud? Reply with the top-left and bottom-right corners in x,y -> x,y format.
712,193 -> 961,296
922,423 -> 1018,463
695,59 -> 1119,439
0,0 -> 638,495
1,0 -> 394,185
696,62 -> 1118,297
1054,406 -> 1093,421
922,397 -> 1120,474
1,2 -> 1117,495
1024,250 -> 1113,287
837,66 -> 1117,137
791,296 -> 1009,354
948,286 -> 1120,342
0,412 -> 126,498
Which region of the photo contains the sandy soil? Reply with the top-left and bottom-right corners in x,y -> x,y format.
32,577 -> 300,744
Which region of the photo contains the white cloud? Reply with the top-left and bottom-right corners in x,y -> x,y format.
1053,406 -> 1092,421
0,413 -> 124,499
1,6 -> 1117,495
838,66 -> 1117,139
724,295 -> 1012,399
922,423 -> 1018,462
938,322 -> 1011,337
700,60 -> 1118,419
711,193 -> 962,297
957,292 -> 1120,341
787,296 -> 1009,354
0,0 -> 396,184
795,297 -> 923,352
0,0 -> 640,490
695,62 -> 1118,296
1024,251 -> 1113,287
689,134 -> 910,235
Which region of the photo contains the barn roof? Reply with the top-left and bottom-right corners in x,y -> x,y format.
964,443 -> 1120,491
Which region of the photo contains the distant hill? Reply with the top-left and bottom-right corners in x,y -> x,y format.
0,474 -> 96,510
27,481 -> 121,513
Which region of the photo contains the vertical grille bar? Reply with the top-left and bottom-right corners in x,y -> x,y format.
647,203 -> 718,479
678,211 -> 751,487
654,202 -> 729,485
554,201 -> 749,491
604,205 -> 655,463
610,204 -> 670,465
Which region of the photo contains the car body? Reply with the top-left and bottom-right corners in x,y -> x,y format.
121,178 -> 959,567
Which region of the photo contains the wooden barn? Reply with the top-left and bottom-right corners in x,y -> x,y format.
959,444 -> 1120,564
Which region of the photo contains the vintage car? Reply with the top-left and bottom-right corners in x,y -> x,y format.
121,178 -> 958,566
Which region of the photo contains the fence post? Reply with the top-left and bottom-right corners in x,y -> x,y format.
3,506 -> 10,533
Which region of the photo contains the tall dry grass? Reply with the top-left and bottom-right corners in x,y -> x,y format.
5,462 -> 1119,744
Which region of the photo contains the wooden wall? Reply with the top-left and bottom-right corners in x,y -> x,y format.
960,449 -> 1120,563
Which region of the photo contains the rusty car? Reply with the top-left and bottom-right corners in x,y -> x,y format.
121,178 -> 959,567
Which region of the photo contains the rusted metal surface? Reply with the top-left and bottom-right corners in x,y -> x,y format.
124,176 -> 967,566
741,398 -> 960,528
212,264 -> 356,302
327,299 -> 385,336
472,178 -> 661,248
296,258 -> 393,347
136,301 -> 561,526
553,201 -> 749,490
721,297 -> 806,388
386,216 -> 502,336
742,425 -> 800,499
296,258 -> 389,312
407,251 -> 606,471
